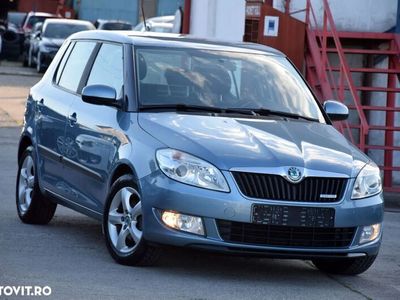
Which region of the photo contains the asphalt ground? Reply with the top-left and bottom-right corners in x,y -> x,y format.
0,128 -> 400,300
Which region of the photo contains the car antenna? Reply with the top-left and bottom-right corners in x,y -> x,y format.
141,0 -> 148,31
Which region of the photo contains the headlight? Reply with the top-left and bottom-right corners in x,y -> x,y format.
351,163 -> 382,199
156,148 -> 229,192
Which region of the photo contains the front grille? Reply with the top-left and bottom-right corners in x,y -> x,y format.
232,172 -> 347,202
217,220 -> 356,248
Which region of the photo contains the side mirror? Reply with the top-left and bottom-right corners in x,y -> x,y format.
323,100 -> 349,121
82,85 -> 120,108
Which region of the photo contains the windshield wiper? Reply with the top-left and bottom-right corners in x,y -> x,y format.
251,108 -> 320,122
140,104 -> 257,116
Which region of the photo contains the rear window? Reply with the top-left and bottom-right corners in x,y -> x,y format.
102,22 -> 132,30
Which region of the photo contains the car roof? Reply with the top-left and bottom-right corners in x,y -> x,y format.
27,12 -> 57,17
96,19 -> 132,24
44,18 -> 94,26
69,31 -> 284,56
146,15 -> 175,23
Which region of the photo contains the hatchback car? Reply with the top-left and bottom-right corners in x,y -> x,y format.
16,31 -> 383,274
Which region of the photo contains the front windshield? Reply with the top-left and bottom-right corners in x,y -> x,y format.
44,23 -> 90,39
136,47 -> 325,122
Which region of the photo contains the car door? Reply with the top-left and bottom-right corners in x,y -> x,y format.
63,42 -> 125,213
36,40 -> 97,198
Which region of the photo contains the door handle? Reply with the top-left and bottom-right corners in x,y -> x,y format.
68,112 -> 77,127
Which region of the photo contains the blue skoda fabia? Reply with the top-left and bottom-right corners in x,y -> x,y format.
16,31 -> 383,274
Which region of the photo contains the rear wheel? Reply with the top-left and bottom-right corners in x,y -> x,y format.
312,255 -> 377,275
103,175 -> 161,266
36,51 -> 44,73
28,46 -> 34,67
16,147 -> 57,224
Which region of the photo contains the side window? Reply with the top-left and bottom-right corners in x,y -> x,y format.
58,41 -> 96,93
86,43 -> 124,98
55,41 -> 74,84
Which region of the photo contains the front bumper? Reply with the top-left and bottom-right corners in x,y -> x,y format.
140,170 -> 384,258
40,50 -> 58,68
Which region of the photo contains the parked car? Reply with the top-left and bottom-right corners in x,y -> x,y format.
94,19 -> 133,30
16,31 -> 383,274
134,15 -> 174,33
22,21 -> 42,66
29,19 -> 95,72
0,22 -> 22,60
20,12 -> 58,65
21,11 -> 57,34
0,23 -> 5,57
7,11 -> 27,55
7,11 -> 27,29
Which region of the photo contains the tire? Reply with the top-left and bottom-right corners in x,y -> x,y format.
103,175 -> 161,266
312,255 -> 377,275
16,147 -> 57,224
36,51 -> 44,73
22,52 -> 28,67
28,46 -> 34,67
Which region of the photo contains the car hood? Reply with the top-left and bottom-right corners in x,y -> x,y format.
42,37 -> 64,48
139,113 -> 369,177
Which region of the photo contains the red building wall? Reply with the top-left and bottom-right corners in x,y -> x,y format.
18,0 -> 59,13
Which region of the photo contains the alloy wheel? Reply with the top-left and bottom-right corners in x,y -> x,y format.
17,155 -> 35,215
107,187 -> 143,254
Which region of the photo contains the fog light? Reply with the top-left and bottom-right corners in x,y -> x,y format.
161,211 -> 205,236
359,223 -> 381,244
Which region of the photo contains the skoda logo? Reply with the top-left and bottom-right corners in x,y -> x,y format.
287,167 -> 302,183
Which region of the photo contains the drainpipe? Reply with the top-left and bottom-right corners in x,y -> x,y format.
182,0 -> 191,34
285,0 -> 291,14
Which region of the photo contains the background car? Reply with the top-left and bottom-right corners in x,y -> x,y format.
29,18 -> 95,72
7,11 -> 27,29
134,15 -> 174,33
0,22 -> 5,57
0,21 -> 21,60
23,21 -> 42,66
94,19 -> 133,30
20,12 -> 58,65
21,11 -> 57,34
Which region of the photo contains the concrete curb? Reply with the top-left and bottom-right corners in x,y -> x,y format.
0,70 -> 41,77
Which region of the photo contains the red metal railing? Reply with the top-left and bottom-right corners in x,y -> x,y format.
305,0 -> 369,148
304,0 -> 400,192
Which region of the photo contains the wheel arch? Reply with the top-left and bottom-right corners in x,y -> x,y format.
109,160 -> 140,192
18,134 -> 33,163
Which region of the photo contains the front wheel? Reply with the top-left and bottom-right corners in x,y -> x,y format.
312,255 -> 377,275
16,147 -> 57,224
103,175 -> 161,266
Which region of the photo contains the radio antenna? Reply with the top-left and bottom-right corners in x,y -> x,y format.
141,0 -> 148,31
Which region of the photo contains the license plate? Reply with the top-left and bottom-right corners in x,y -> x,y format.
252,204 -> 335,228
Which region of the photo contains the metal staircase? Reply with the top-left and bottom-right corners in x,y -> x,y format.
304,0 -> 400,192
